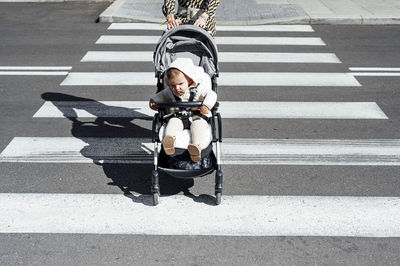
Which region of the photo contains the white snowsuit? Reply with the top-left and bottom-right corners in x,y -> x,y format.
150,58 -> 217,149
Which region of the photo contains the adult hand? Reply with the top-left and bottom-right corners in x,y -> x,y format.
166,14 -> 181,29
200,105 -> 209,114
149,99 -> 158,110
194,13 -> 208,28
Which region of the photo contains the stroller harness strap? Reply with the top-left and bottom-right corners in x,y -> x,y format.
189,83 -> 199,102
188,83 -> 210,122
166,83 -> 209,126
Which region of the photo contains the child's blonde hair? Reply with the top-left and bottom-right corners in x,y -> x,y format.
164,68 -> 182,81
164,68 -> 193,85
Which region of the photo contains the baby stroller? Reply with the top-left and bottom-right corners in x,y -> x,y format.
151,24 -> 223,206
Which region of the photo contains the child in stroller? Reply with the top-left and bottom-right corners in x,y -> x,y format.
150,24 -> 223,206
149,58 -> 217,162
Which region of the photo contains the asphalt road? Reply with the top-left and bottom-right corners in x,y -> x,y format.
1,3 -> 400,265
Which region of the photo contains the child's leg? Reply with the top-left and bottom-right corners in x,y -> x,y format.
163,117 -> 183,155
165,117 -> 184,136
190,117 -> 210,149
188,117 -> 210,161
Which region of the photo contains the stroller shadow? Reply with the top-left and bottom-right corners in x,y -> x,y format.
41,92 -> 212,205
183,191 -> 217,206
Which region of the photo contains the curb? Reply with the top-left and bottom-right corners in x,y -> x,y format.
97,0 -> 400,26
99,14 -> 400,26
98,13 -> 312,25
5,0 -> 399,25
98,0 -> 124,21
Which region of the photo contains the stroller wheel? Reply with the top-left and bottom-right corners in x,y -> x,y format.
152,192 -> 160,206
215,192 -> 221,205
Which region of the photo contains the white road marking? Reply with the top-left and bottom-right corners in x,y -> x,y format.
34,101 -> 154,118
81,51 -> 341,63
60,72 -> 361,87
60,72 -> 155,86
219,52 -> 340,63
0,193 -> 399,237
219,101 -> 386,119
0,66 -> 72,70
33,101 -> 387,119
0,71 -> 69,76
2,138 -> 400,165
220,139 -> 400,165
349,67 -> 400,72
108,23 -> 315,32
352,72 -> 400,77
81,51 -> 153,62
96,35 -> 160,44
0,137 -> 149,163
96,35 -> 326,46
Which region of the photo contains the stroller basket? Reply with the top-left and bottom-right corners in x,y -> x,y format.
158,150 -> 217,179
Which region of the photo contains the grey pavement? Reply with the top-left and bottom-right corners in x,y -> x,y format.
2,2 -> 400,265
99,0 -> 400,25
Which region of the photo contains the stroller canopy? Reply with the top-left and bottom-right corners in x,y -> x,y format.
153,25 -> 219,79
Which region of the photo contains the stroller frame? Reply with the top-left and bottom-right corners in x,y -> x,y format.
151,100 -> 223,206
150,24 -> 223,206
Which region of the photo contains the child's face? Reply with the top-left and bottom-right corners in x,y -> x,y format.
167,71 -> 190,97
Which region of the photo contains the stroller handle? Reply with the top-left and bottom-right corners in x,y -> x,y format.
165,22 -> 211,36
155,101 -> 203,109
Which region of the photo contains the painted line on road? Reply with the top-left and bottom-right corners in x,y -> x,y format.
81,51 -> 154,62
349,67 -> 400,72
81,51 -> 341,63
33,101 -> 387,119
108,23 -> 315,32
0,66 -> 72,71
60,72 -> 361,87
0,71 -> 69,76
0,193 -> 399,237
352,72 -> 400,77
0,137 -> 149,164
2,137 -> 400,165
96,35 -> 326,46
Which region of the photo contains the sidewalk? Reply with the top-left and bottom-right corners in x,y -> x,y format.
99,0 -> 400,25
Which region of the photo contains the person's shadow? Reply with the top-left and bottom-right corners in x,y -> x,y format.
41,92 -> 196,205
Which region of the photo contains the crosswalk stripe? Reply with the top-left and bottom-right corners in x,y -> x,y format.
349,67 -> 400,72
0,66 -> 72,70
81,51 -> 153,62
2,137 -> 400,165
33,101 -> 388,119
108,23 -> 315,32
60,72 -> 361,87
0,71 -> 69,76
219,139 -> 400,165
96,35 -> 326,46
1,193 -> 399,237
81,51 -> 341,63
352,72 -> 400,77
0,137 -> 148,163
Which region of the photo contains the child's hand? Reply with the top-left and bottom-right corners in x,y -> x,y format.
149,99 -> 158,110
200,105 -> 209,114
